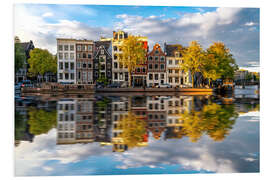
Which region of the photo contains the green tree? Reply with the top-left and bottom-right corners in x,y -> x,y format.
205,42 -> 238,80
116,112 -> 147,148
27,107 -> 57,135
28,48 -> 57,81
117,35 -> 146,87
15,43 -> 26,73
181,41 -> 205,88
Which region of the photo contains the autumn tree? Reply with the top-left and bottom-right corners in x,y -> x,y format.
28,48 -> 57,81
15,42 -> 26,73
205,42 -> 238,81
181,41 -> 205,88
116,112 -> 147,148
117,35 -> 147,87
27,107 -> 57,135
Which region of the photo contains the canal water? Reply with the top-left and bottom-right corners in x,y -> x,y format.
14,87 -> 259,176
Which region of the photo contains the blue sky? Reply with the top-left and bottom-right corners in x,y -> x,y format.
14,4 -> 259,71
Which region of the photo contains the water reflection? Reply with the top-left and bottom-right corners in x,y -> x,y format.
15,91 -> 260,175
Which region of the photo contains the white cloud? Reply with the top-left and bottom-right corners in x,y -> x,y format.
245,22 -> 257,26
42,12 -> 53,17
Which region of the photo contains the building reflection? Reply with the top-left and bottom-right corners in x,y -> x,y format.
15,94 -> 259,149
56,94 -> 240,152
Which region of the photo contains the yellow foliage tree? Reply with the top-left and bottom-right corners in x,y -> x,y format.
117,35 -> 147,87
181,41 -> 205,87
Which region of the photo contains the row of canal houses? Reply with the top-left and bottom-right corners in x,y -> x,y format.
57,30 -> 192,87
56,95 -> 193,152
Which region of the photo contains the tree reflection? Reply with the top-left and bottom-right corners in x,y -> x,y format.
28,107 -> 57,135
180,103 -> 238,142
116,112 -> 147,149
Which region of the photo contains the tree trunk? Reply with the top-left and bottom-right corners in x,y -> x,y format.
192,73 -> 194,88
128,70 -> 132,87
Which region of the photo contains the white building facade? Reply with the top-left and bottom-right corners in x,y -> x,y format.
57,39 -> 77,84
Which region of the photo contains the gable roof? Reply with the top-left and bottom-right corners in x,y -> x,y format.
164,43 -> 185,57
94,41 -> 112,58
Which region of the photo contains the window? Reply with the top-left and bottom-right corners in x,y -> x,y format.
113,46 -> 117,51
70,73 -> 74,80
64,45 -> 68,51
70,62 -> 74,70
148,64 -> 152,69
149,104 -> 153,110
114,73 -> 118,80
169,77 -> 172,83
59,62 -> 63,70
119,34 -> 123,39
161,74 -> 164,79
142,68 -> 146,73
77,45 -> 81,51
175,101 -> 179,106
169,101 -> 172,106
155,74 -> 158,80
77,53 -> 81,59
58,45 -> 63,51
82,45 -> 86,51
114,62 -> 118,69
65,73 -> 69,80
64,53 -> 68,59
101,49 -> 104,54
88,63 -> 91,68
148,56 -> 153,61
101,64 -> 105,70
59,73 -> 63,79
82,72 -> 87,81
77,62 -> 81,68
119,72 -> 123,80
88,54 -> 91,59
70,45 -> 74,51
175,77 -> 179,83
169,69 -> 172,74
155,56 -> 159,61
175,52 -> 180,57
70,53 -> 74,59
155,64 -> 158,69
175,60 -> 179,64
83,53 -> 86,58
95,63 -> 98,69
175,70 -> 179,74
155,50 -> 159,54
160,64 -> 165,70
88,72 -> 92,80
78,72 -> 81,79
136,68 -> 140,73
149,73 -> 153,80
155,103 -> 159,109
65,62 -> 69,69
59,53 -> 63,59
169,60 -> 172,65
160,56 -> 165,61
88,45 -> 92,51
83,63 -> 86,68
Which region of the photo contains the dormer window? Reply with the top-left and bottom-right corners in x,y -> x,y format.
155,50 -> 159,54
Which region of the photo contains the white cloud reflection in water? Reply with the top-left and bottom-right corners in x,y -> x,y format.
15,111 -> 259,176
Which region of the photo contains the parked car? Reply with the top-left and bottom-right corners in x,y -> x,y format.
17,80 -> 34,89
156,83 -> 172,88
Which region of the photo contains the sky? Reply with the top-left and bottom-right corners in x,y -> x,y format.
14,4 -> 260,71
15,111 -> 259,176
